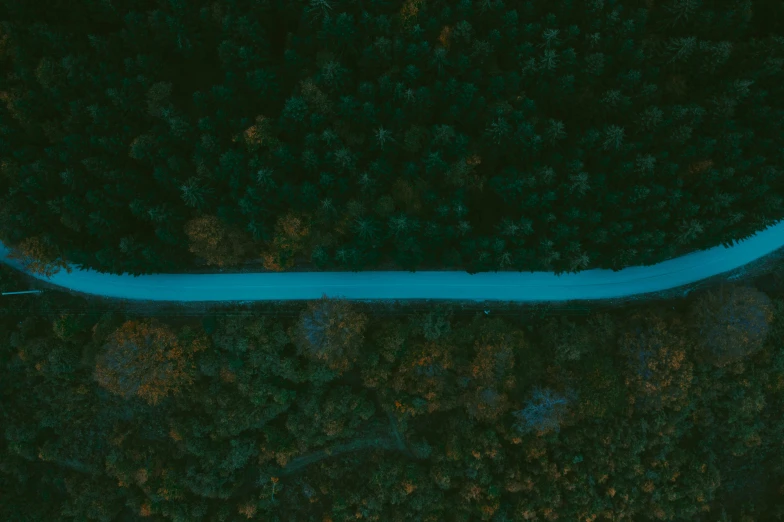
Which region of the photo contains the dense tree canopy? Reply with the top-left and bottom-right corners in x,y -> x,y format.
0,0 -> 782,275
2,0 -> 784,519
290,294 -> 369,375
94,318 -> 206,405
2,279 -> 784,520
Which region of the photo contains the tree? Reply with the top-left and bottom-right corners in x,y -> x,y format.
619,311 -> 694,412
284,385 -> 376,448
467,320 -> 518,389
538,316 -> 596,363
390,339 -> 457,417
0,0 -> 780,281
465,386 -> 511,423
261,211 -> 312,271
184,215 -> 253,268
689,284 -> 775,367
459,319 -> 520,422
291,295 -> 368,374
602,125 -> 626,151
5,236 -> 72,278
179,177 -> 214,209
60,474 -> 126,522
94,319 -> 207,405
512,387 -> 572,435
52,313 -> 91,343
414,305 -> 453,341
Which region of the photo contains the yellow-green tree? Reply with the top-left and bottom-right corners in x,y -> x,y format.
184,215 -> 252,267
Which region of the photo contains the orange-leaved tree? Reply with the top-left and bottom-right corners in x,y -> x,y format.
5,235 -> 71,278
184,215 -> 252,267
94,319 -> 207,405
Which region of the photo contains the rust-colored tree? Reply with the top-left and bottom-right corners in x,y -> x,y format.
462,320 -> 521,422
5,235 -> 71,278
390,339 -> 457,417
260,211 -> 311,271
184,215 -> 252,267
619,311 -> 694,412
291,295 -> 368,374
94,319 -> 207,405
688,283 -> 775,367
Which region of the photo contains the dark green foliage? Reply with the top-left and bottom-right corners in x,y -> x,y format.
412,303 -> 453,341
3,285 -> 784,520
0,0 -> 782,274
290,294 -> 368,375
2,1 -> 784,518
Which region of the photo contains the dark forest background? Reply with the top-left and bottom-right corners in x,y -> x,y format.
1,0 -> 783,275
2,1 -> 784,520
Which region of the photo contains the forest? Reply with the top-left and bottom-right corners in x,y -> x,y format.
1,260 -> 784,521
2,1 -> 784,519
1,0 -> 783,275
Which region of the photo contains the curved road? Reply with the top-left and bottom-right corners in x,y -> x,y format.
1,221 -> 783,302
